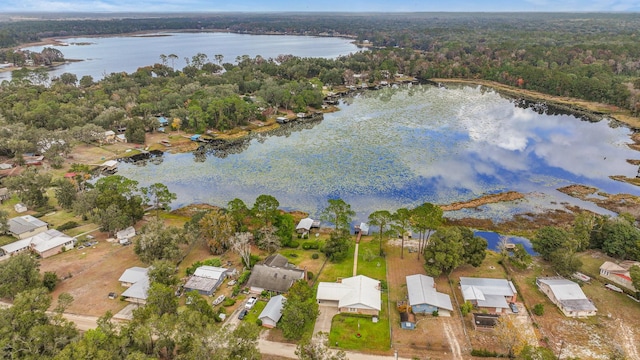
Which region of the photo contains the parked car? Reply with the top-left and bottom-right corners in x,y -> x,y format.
108,292 -> 117,299
238,309 -> 249,320
213,294 -> 226,306
509,302 -> 519,313
245,296 -> 257,309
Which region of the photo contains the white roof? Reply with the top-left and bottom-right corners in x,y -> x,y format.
259,295 -> 286,322
359,223 -> 370,234
119,267 -> 149,284
193,266 -> 227,280
102,160 -> 118,167
406,274 -> 453,311
122,276 -> 149,300
104,130 -> 116,136
460,277 -> 516,309
317,275 -> 381,311
538,278 -> 597,312
1,238 -> 32,254
116,226 -> 136,240
8,215 -> 47,235
296,218 -> 314,231
29,229 -> 74,253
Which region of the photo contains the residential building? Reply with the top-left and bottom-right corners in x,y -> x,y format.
406,274 -> 453,315
258,295 -> 286,328
536,277 -> 597,317
246,264 -> 305,294
184,266 -> 228,296
119,267 -> 150,304
7,215 -> 48,239
0,229 -> 73,259
316,275 -> 382,316
460,277 -> 517,314
599,261 -> 639,292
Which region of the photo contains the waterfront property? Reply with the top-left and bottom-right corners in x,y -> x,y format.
599,261 -> 639,292
316,275 -> 381,316
460,277 -> 517,314
246,264 -> 306,294
406,274 -> 453,316
536,277 -> 597,317
8,215 -> 48,239
258,294 -> 286,328
183,266 -> 228,296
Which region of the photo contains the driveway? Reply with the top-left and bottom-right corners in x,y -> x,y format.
313,304 -> 339,335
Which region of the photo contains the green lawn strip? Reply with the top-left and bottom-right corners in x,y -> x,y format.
243,299 -> 266,324
316,242 -> 355,282
328,297 -> 391,352
40,209 -> 85,228
356,239 -> 386,280
0,235 -> 15,247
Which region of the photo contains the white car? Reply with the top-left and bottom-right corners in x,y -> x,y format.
245,296 -> 257,309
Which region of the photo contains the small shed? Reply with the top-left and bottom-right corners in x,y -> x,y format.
296,218 -> 314,234
258,295 -> 286,328
14,203 -> 27,213
116,226 -> 136,242
157,116 -> 169,126
190,134 -> 201,141
400,312 -> 416,330
115,134 -> 127,143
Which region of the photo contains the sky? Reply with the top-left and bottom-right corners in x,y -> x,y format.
1,0 -> 640,13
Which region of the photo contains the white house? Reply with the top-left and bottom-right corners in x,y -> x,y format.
119,267 -> 150,304
258,295 -> 286,328
116,226 -> 136,244
460,277 -> 518,314
316,275 -> 381,316
536,277 -> 597,317
296,218 -> 314,234
599,261 -> 639,292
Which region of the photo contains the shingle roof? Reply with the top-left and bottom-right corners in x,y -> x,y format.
406,274 -> 453,311
263,254 -> 289,268
259,295 -> 286,322
246,264 -> 305,293
8,215 -> 48,235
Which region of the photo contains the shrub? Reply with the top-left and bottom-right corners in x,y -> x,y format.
186,258 -> 222,275
379,279 -> 388,291
261,290 -> 268,297
287,240 -> 300,248
471,349 -> 501,357
533,303 -> 545,316
432,310 -> 439,317
43,271 -> 59,291
56,221 -> 79,231
237,270 -> 251,285
460,301 -> 473,316
223,298 -> 236,307
256,318 -> 263,326
311,253 -> 319,259
302,241 -> 320,250
307,271 -> 314,280
232,285 -> 241,297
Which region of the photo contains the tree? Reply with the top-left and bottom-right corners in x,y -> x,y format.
4,167 -> 52,208
592,216 -> 640,260
134,218 -> 183,264
572,211 -> 596,252
148,260 -> 179,287
392,208 -> 411,259
321,198 -> 355,233
94,175 -> 145,227
411,203 -> 443,259
296,332 -> 348,360
629,265 -> 640,294
0,209 -> 7,235
459,227 -> 487,267
0,253 -> 42,299
142,183 -> 177,218
494,314 -> 527,358
368,210 -> 392,256
275,212 -> 296,247
227,322 -> 261,360
252,194 -> 280,228
200,208 -> 235,254
257,225 -> 281,254
54,178 -> 77,210
43,271 -> 59,291
227,198 -> 249,232
533,226 -> 572,261
230,232 -> 253,269
144,283 -> 178,317
322,230 -> 350,262
281,280 -> 318,340
423,227 -> 464,277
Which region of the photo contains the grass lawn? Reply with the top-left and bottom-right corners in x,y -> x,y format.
316,242 -> 355,282
356,238 -> 386,280
243,298 -> 266,324
329,301 -> 391,352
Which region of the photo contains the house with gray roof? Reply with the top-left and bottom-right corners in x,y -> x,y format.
406,274 -> 453,316
7,215 -> 48,239
460,277 -> 517,314
184,266 -> 228,296
119,267 -> 150,304
536,277 -> 597,317
258,295 -> 286,328
0,229 -> 75,259
316,275 -> 381,316
246,264 -> 305,294
263,253 -> 291,268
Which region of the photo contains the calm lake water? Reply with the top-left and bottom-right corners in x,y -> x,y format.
116,84 -> 640,222
4,32 -> 359,81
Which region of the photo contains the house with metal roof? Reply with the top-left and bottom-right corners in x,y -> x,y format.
460,277 -> 517,314
599,261 -> 639,292
119,267 -> 150,304
536,277 -> 597,317
184,266 -> 228,296
246,264 -> 306,294
316,275 -> 382,316
7,215 -> 48,239
406,274 -> 453,315
258,295 -> 286,328
296,218 -> 314,234
9,229 -> 75,259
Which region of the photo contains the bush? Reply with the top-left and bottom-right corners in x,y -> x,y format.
261,290 -> 268,297
307,271 -> 314,280
43,271 -> 59,291
379,279 -> 388,291
460,301 -> 473,316
186,258 -> 222,275
223,298 -> 236,307
471,349 -> 501,357
237,270 -> 251,285
302,241 -> 320,250
533,303 -> 545,316
56,221 -> 79,231
311,253 -> 319,259
432,310 -> 439,317
287,240 -> 300,248
256,318 -> 263,326
232,285 -> 241,297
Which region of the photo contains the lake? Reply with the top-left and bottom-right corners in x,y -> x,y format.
116,84 -> 640,222
3,32 -> 359,81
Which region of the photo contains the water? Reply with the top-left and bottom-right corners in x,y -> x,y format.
474,231 -> 536,255
3,32 -> 359,81
116,84 -> 640,221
